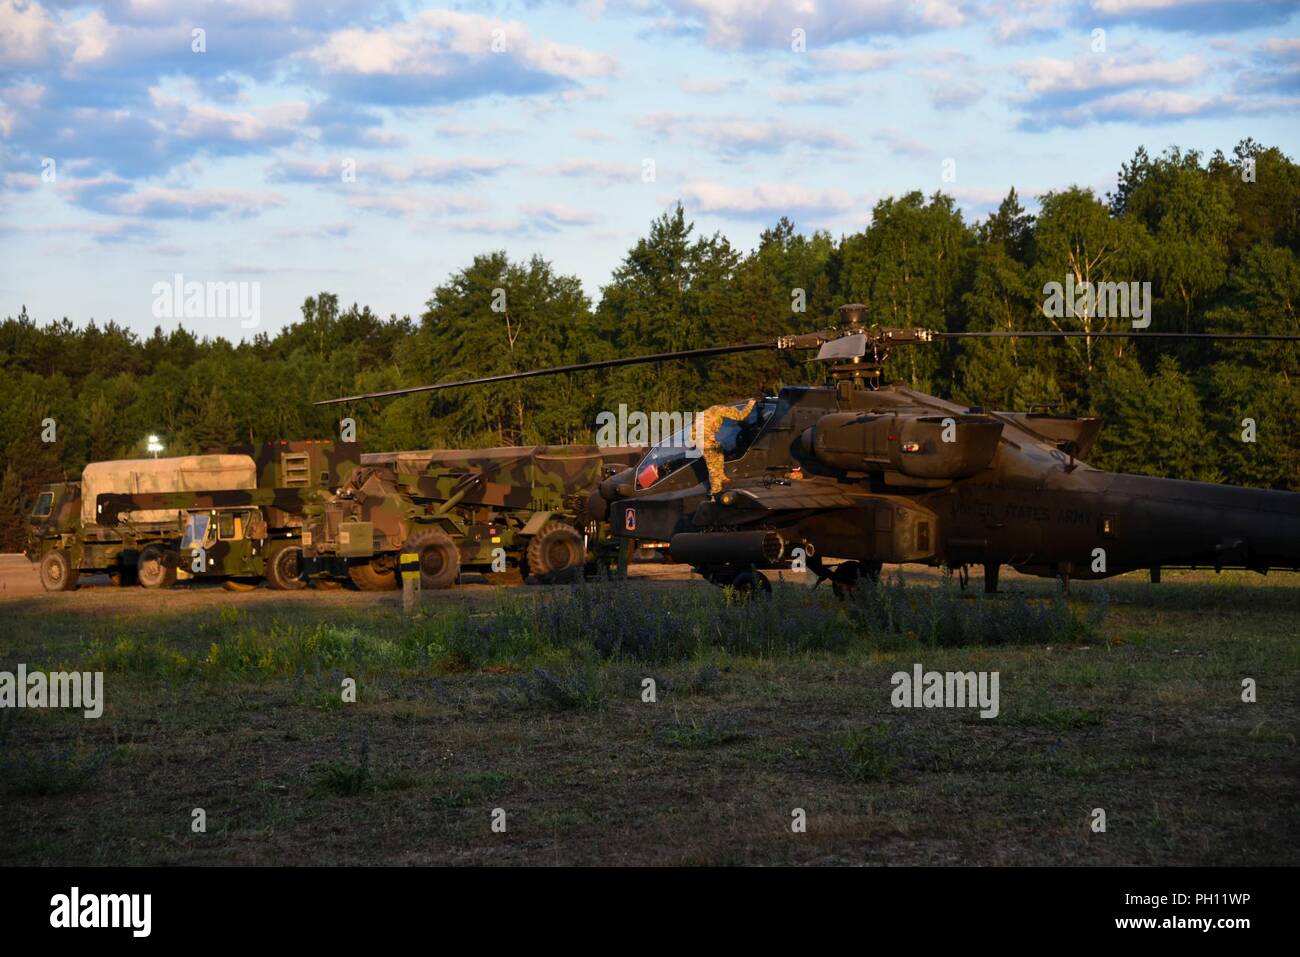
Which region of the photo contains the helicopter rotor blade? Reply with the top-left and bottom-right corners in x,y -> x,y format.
315,341 -> 776,405
936,331 -> 1300,341
317,325 -> 1300,405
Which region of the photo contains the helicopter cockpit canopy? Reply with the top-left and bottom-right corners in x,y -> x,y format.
635,398 -> 780,490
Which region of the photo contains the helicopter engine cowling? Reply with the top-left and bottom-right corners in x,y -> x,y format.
801,412 -> 1003,479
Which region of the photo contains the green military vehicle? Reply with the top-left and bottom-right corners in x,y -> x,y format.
26,453 -> 260,591
301,445 -> 643,590
39,440 -> 360,591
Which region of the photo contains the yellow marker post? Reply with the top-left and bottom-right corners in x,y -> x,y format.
399,551 -> 420,613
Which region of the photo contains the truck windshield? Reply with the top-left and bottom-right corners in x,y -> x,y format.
181,513 -> 210,551
31,492 -> 53,519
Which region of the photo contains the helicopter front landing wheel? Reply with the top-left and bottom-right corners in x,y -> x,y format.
729,567 -> 772,599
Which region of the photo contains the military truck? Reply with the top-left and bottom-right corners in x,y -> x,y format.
301,445 -> 643,590
26,454 -> 258,591
95,440 -> 360,590
33,440 -> 359,591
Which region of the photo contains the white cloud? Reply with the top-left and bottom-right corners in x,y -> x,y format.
0,0 -> 57,66
543,159 -> 639,184
1260,37 -> 1300,61
306,9 -> 617,82
676,77 -> 746,95
1092,0 -> 1207,11
103,186 -> 286,218
806,49 -> 905,74
767,84 -> 860,105
987,0 -> 1072,44
267,156 -> 515,185
645,0 -> 966,49
149,83 -> 309,146
639,113 -> 855,155
572,127 -> 617,143
519,202 -> 599,226
1084,89 -> 1223,118
1015,53 -> 1207,95
877,128 -> 933,158
679,180 -> 858,219
65,8 -> 115,65
346,191 -> 487,217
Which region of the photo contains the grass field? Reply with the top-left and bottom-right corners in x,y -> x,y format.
1,568 -> 1297,866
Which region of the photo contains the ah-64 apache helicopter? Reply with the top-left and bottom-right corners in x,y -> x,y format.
320,304 -> 1300,596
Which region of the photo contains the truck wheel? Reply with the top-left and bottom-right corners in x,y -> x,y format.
39,550 -> 79,592
266,545 -> 307,591
527,522 -> 585,585
347,556 -> 398,591
405,528 -> 460,590
137,545 -> 177,589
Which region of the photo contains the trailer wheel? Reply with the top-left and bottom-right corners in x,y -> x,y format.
137,545 -> 177,589
405,528 -> 460,590
346,556 -> 398,591
39,550 -> 79,592
527,522 -> 585,585
266,545 -> 307,591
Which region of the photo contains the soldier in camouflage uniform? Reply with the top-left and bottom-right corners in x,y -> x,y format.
699,398 -> 757,495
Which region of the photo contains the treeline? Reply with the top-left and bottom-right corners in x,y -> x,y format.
2,139 -> 1298,549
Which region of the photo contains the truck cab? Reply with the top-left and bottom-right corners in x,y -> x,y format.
178,507 -> 262,580
26,481 -> 80,538
176,506 -> 303,590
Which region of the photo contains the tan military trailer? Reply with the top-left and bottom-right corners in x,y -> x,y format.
301,445 -> 643,590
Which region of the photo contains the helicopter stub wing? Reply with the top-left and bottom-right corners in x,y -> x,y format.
723,483 -> 858,510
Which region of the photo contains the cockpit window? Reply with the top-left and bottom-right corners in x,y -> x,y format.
31,492 -> 54,519
633,398 -> 782,489
719,398 -> 782,461
634,420 -> 701,490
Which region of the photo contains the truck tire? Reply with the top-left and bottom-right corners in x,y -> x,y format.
526,522 -> 585,585
266,545 -> 307,591
347,556 -> 398,591
137,545 -> 177,589
39,550 -> 79,592
405,528 -> 460,590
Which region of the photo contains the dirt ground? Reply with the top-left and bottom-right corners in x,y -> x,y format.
0,551 -> 1032,611
0,551 -> 700,610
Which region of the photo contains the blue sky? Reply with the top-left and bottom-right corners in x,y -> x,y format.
2,0 -> 1297,339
